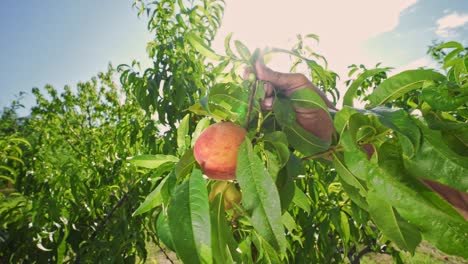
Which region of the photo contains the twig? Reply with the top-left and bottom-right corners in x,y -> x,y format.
349,240 -> 392,264
75,191 -> 129,263
155,241 -> 175,264
351,245 -> 373,264
90,191 -> 129,241
145,224 -> 175,264
302,145 -> 343,161
245,80 -> 258,130
339,198 -> 350,209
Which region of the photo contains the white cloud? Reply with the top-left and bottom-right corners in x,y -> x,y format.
212,0 -> 417,106
435,12 -> 468,38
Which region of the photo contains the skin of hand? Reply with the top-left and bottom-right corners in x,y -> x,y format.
245,61 -> 468,220
244,61 -> 336,143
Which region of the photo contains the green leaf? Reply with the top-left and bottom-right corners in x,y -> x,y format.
286,153 -> 304,178
292,185 -> 311,214
161,171 -> 177,205
436,41 -> 464,51
188,101 -> 227,122
340,128 -> 374,181
187,33 -> 223,61
178,114 -> 190,155
333,153 -> 368,210
286,123 -> 330,157
442,129 -> 468,156
367,106 -> 421,158
339,211 -> 350,244
404,122 -> 468,193
263,131 -> 290,169
367,69 -> 445,107
234,40 -> 251,61
210,194 -> 241,264
281,212 -> 298,233
156,212 -> 175,251
343,68 -> 389,107
133,177 -> 169,216
208,83 -> 251,123
238,237 -> 254,263
330,208 -> 351,244
175,150 -> 196,179
263,149 -> 281,181
289,88 -> 329,113
443,48 -> 464,65
373,142 -> 468,257
274,97 -> 330,156
333,106 -> 359,134
250,48 -> 261,66
348,67 -> 359,78
129,154 -> 179,169
305,33 -> 320,42
191,117 -> 211,148
167,169 -> 212,264
423,107 -> 468,131
56,225 -> 68,264
252,232 -> 282,264
236,139 -> 287,254
261,131 -> 290,181
367,190 -> 421,253
224,33 -> 236,58
0,175 -> 15,184
421,83 -> 468,111
277,170 -> 295,212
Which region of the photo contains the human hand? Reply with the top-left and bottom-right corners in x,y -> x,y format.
244,61 -> 336,142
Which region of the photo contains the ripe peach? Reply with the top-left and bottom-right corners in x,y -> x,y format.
193,122 -> 247,180
209,181 -> 242,210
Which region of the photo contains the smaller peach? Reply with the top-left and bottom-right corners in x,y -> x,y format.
209,181 -> 242,210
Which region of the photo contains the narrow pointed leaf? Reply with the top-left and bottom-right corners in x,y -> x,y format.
178,114 -> 190,155
234,40 -> 251,61
436,41 -> 464,51
133,176 -> 169,216
176,150 -> 196,179
210,194 -> 241,264
292,185 -> 311,214
289,88 -> 329,112
187,33 -> 223,61
156,212 -> 175,251
372,142 -> 468,257
236,139 -> 287,255
421,83 -> 468,111
167,169 -> 212,264
191,117 -> 211,147
367,190 -> 421,253
343,68 -> 389,107
404,122 -> 468,192
367,106 -> 421,158
333,153 -> 368,209
208,83 -> 251,123
129,154 -> 178,169
274,97 -> 330,155
368,69 -> 445,107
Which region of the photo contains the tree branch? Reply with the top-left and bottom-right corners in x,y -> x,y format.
245,80 -> 257,130
75,189 -> 129,263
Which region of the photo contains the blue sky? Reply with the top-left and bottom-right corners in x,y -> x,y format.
0,1 -> 151,114
1,0 -> 467,114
